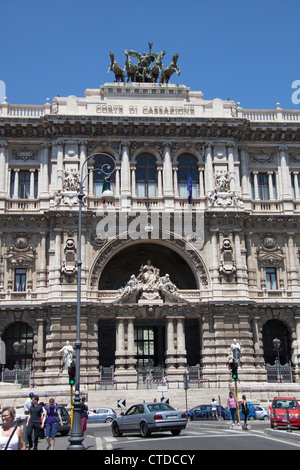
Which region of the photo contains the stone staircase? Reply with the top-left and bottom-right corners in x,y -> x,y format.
1,381 -> 300,416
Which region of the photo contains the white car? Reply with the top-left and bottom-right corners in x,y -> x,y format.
254,405 -> 269,420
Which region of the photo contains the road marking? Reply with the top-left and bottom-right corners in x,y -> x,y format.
103,436 -> 118,442
95,437 -> 103,450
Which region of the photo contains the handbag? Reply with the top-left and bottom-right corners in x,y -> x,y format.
4,424 -> 18,450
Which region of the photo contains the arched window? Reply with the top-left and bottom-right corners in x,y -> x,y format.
178,154 -> 197,198
136,154 -> 157,198
262,320 -> 291,365
93,154 -> 116,197
2,322 -> 33,369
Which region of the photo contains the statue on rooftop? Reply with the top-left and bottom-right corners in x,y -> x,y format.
108,44 -> 179,84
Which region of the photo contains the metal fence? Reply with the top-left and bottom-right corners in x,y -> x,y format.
137,366 -> 164,389
265,361 -> 293,383
95,366 -> 115,389
1,367 -> 31,387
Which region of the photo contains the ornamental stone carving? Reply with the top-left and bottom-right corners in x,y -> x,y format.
114,259 -> 186,304
257,234 -> 284,268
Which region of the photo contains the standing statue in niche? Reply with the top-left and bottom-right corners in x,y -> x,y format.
58,341 -> 74,373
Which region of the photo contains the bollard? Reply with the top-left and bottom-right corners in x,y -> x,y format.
273,410 -> 278,429
286,409 -> 292,432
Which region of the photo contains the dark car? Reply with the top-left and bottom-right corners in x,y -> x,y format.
188,404 -> 228,421
57,406 -> 71,436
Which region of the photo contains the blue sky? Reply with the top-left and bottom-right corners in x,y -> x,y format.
1,0 -> 300,110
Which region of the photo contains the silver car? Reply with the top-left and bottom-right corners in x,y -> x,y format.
254,405 -> 269,420
111,402 -> 188,438
88,407 -> 117,423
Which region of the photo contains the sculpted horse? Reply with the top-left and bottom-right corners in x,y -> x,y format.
160,53 -> 180,84
124,49 -> 137,82
150,50 -> 166,83
108,52 -> 125,82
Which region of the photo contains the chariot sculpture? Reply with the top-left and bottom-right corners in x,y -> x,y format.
108,43 -> 180,84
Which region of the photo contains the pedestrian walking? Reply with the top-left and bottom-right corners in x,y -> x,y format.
211,398 -> 218,420
23,392 -> 35,448
26,395 -> 44,450
80,397 -> 88,435
227,391 -> 239,425
0,406 -> 26,450
241,395 -> 249,430
43,398 -> 63,450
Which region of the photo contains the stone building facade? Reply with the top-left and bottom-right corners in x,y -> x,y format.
0,82 -> 300,389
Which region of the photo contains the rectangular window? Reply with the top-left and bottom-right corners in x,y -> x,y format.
134,326 -> 155,367
18,171 -> 31,199
14,268 -> 27,292
250,172 -> 277,200
10,170 -> 38,199
265,267 -> 277,290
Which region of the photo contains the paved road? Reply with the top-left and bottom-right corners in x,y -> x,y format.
36,420 -> 300,452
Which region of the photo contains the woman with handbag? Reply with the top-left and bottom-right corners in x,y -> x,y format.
0,407 -> 26,450
241,394 -> 249,430
42,398 -> 63,450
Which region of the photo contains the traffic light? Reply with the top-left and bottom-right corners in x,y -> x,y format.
230,362 -> 238,380
68,364 -> 76,386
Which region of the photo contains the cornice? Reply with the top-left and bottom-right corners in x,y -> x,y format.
0,115 -> 300,143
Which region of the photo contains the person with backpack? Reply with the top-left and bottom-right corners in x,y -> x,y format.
42,398 -> 63,450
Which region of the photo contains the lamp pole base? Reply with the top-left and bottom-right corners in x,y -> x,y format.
67,391 -> 85,450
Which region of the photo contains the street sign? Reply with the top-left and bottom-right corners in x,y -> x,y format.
117,399 -> 126,408
157,386 -> 168,392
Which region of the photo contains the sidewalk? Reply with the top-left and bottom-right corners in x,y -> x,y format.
36,433 -> 97,451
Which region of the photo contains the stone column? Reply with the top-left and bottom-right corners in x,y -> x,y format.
293,172 -> 300,200
56,142 -> 64,191
163,145 -> 173,197
176,317 -> 187,369
131,165 -> 136,197
268,171 -> 275,200
40,144 -> 50,198
227,145 -> 235,193
115,318 -> 126,373
0,141 -> 7,199
165,317 -> 176,371
210,230 -> 219,287
126,317 -> 137,378
29,169 -> 35,199
253,171 -> 259,200
37,232 -> 47,289
287,233 -> 299,289
53,229 -> 62,287
36,319 -> 45,372
205,145 -> 214,195
13,169 -> 19,199
120,143 -> 131,208
279,146 -> 292,199
239,147 -> 250,198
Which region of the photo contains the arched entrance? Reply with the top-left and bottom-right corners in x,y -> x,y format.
98,242 -> 198,290
96,243 -> 202,378
262,319 -> 292,365
2,322 -> 33,369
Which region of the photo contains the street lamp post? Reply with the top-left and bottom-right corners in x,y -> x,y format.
273,338 -> 281,384
67,153 -> 116,450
